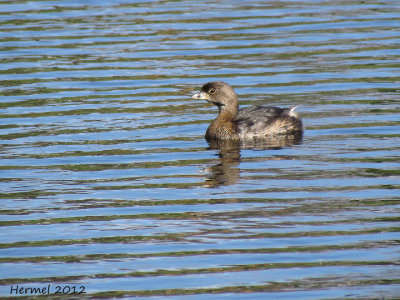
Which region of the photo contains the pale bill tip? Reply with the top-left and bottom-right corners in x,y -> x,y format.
192,92 -> 200,99
192,91 -> 208,100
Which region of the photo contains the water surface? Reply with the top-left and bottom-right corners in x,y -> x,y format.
0,0 -> 399,299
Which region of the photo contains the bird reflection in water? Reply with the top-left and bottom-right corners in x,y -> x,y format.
203,133 -> 302,187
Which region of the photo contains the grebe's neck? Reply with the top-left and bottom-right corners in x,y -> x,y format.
217,101 -> 238,119
206,105 -> 239,140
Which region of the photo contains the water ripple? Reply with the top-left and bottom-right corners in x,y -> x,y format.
0,0 -> 399,298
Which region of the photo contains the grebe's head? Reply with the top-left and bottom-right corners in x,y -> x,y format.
192,81 -> 238,108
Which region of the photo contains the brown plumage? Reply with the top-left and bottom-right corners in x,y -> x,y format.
192,81 -> 303,141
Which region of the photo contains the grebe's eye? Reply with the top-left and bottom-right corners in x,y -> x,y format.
209,88 -> 216,94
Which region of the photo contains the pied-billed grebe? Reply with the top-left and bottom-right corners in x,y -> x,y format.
192,81 -> 303,140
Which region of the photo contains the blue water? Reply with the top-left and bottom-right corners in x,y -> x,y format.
0,0 -> 399,299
